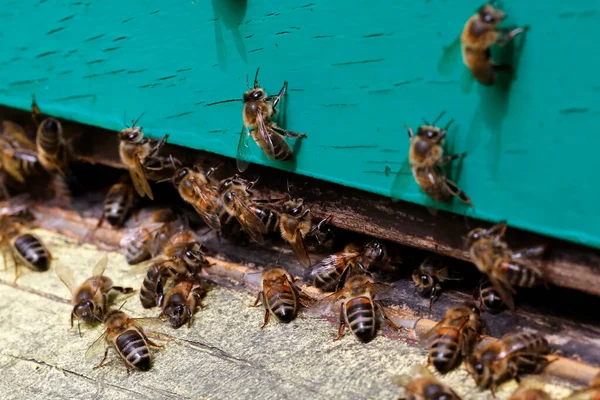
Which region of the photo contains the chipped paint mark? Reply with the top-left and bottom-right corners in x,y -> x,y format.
83,69 -> 126,79
150,10 -> 160,15
245,34 -> 254,39
249,48 -> 264,53
84,34 -> 104,42
380,149 -> 402,153
195,101 -> 205,105
157,75 -> 177,81
206,99 -> 242,107
301,3 -> 315,7
58,70 -> 73,75
85,59 -> 105,65
366,160 -> 402,165
59,14 -> 76,22
276,31 -> 291,35
122,17 -> 134,23
139,83 -> 160,89
332,59 -> 384,66
368,89 -> 393,95
394,78 -> 423,86
208,129 -> 226,134
558,11 -> 576,19
53,94 -> 96,102
362,170 -> 388,175
127,69 -> 147,74
69,1 -> 83,5
314,35 -> 334,39
427,80 -> 459,85
46,27 -> 65,35
289,88 -> 304,92
559,108 -> 589,115
176,68 -> 193,73
36,51 -> 58,58
113,36 -> 127,42
68,49 -> 78,54
166,111 -> 195,119
103,47 -> 120,52
265,12 -> 280,17
363,33 -> 385,38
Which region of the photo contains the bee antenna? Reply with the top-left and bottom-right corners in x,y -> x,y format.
245,72 -> 251,90
156,178 -> 172,184
431,111 -> 447,127
275,252 -> 283,265
93,314 -> 103,323
253,67 -> 260,88
122,110 -> 128,128
132,111 -> 146,128
169,155 -> 177,169
117,301 -> 128,311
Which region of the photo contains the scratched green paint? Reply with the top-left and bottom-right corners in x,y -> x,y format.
0,1 -> 598,248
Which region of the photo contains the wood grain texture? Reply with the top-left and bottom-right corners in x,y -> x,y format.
0,1 -> 598,249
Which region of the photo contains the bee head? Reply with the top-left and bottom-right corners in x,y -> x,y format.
478,3 -> 505,24
468,349 -> 496,388
423,383 -> 453,400
344,275 -> 372,295
74,301 -> 95,322
363,240 -> 387,263
183,246 -> 206,270
41,118 -> 60,134
283,198 -> 305,216
243,88 -> 266,103
412,270 -> 433,293
262,267 -> 288,285
172,167 -> 190,186
465,227 -> 487,247
163,303 -> 189,329
119,126 -> 143,143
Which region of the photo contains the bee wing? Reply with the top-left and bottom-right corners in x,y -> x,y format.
236,125 -> 252,173
290,229 -> 311,268
189,186 -> 222,232
305,290 -> 346,318
255,106 -> 277,159
85,331 -> 109,360
229,192 -> 267,245
133,317 -> 166,332
131,154 -> 154,200
437,34 -> 461,76
54,264 -> 76,295
310,252 -> 352,278
2,121 -> 36,150
92,254 -> 108,277
390,155 -> 415,200
419,315 -> 469,348
488,275 -> 516,311
119,223 -> 164,248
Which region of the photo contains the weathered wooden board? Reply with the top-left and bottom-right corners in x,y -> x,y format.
0,1 -> 598,250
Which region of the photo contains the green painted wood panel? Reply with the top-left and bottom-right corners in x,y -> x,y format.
0,1 -> 598,249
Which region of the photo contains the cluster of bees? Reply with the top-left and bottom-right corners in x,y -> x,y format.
0,3 -> 593,398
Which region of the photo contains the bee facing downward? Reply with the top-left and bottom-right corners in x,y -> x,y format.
461,3 -> 528,85
118,116 -> 168,200
406,115 -> 472,206
237,68 -> 307,172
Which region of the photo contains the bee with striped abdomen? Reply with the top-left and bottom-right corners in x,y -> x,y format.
461,3 -> 527,85
311,240 -> 389,292
86,310 -> 163,374
32,97 -> 71,176
467,331 -> 551,393
120,209 -> 177,265
479,279 -> 506,313
393,365 -> 461,400
237,68 -> 306,172
56,255 -> 134,335
251,266 -> 311,329
422,303 -> 483,374
467,222 -> 546,310
160,279 -> 208,329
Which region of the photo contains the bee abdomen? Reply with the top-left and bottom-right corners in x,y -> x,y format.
314,262 -> 344,291
116,329 -> 151,371
13,234 -> 50,271
346,297 -> 375,342
267,289 -> 296,322
254,130 -> 292,161
480,281 -> 505,312
500,260 -> 542,288
140,264 -> 165,308
430,332 -> 461,373
37,119 -> 61,154
126,238 -> 150,265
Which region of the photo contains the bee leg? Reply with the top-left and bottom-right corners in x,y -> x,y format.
249,291 -> 263,307
260,310 -> 270,329
267,81 -> 287,110
204,162 -> 222,179
93,349 -> 109,370
150,134 -> 169,155
145,337 -> 163,348
437,153 -> 466,167
122,359 -> 131,375
442,177 -> 473,206
111,286 -> 135,294
333,310 -> 346,341
497,27 -> 526,45
375,300 -> 402,331
77,319 -> 82,338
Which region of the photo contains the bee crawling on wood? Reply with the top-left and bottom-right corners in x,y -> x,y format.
311,274 -> 401,343
461,3 -> 528,85
159,278 -> 209,329
412,256 -> 461,310
56,255 -> 134,335
392,365 -> 462,400
120,208 -> 178,265
466,222 -> 546,310
250,266 -> 313,329
31,96 -> 72,176
237,68 -> 307,172
86,309 -> 165,374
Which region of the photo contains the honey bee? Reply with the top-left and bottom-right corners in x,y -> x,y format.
1,222 -> 52,280
311,240 -> 389,292
509,387 -> 552,400
120,208 -> 177,265
31,98 -> 71,175
85,309 -> 163,374
55,255 -> 134,334
237,68 -> 307,172
314,274 -> 401,343
467,331 -> 551,393
566,371 -> 600,399
1,120 -> 36,150
406,115 -> 472,206
99,177 -> 136,228
170,164 -> 223,232
393,365 -> 461,400
422,304 -> 484,374
139,229 -> 210,308
0,143 -> 44,184
219,175 -> 268,244
118,116 -> 168,200
251,266 -> 311,329
412,257 -> 460,309
466,222 -> 545,310
160,279 -> 207,329
461,3 -> 527,85
479,279 -> 506,313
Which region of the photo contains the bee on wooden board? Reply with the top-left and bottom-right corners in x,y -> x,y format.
466,222 -> 545,310
237,68 -> 307,173
421,303 -> 484,374
118,114 -> 169,200
509,386 -> 552,400
467,331 -> 551,394
405,113 -> 472,207
461,3 -> 528,85
31,97 -> 72,176
0,122 -> 44,184
250,266 -> 312,329
312,274 -> 401,343
85,309 -> 163,374
120,208 -> 178,265
392,365 -> 461,400
565,371 -> 600,399
479,278 -> 506,313
412,256 -> 461,310
55,255 -> 134,335
139,229 -> 211,309
311,240 -> 390,292
159,278 -> 207,329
